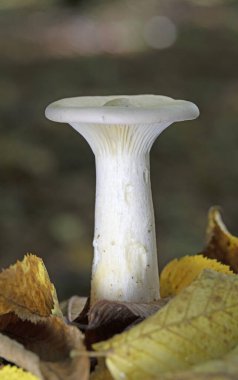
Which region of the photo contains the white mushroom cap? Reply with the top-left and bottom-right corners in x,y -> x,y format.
45,95 -> 199,125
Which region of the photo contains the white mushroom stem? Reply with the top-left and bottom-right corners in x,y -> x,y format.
45,95 -> 199,304
93,152 -> 159,303
71,119 -> 170,304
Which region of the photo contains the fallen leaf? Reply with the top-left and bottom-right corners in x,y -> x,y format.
0,254 -> 62,322
160,255 -> 233,297
88,299 -> 169,329
90,360 -> 113,380
0,314 -> 89,380
94,270 -> 238,380
75,299 -> 169,348
161,344 -> 238,380
0,365 -> 39,380
0,255 -> 89,380
0,333 -> 43,379
39,317 -> 89,380
203,207 -> 238,273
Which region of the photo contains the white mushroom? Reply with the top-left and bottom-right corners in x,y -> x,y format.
45,95 -> 199,304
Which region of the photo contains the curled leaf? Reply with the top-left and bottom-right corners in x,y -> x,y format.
88,299 -> 169,329
0,254 -> 62,322
75,299 -> 169,348
0,333 -> 43,379
0,255 -> 89,380
203,206 -> 238,273
94,270 -> 238,380
160,254 -> 233,297
0,315 -> 89,380
0,365 -> 39,380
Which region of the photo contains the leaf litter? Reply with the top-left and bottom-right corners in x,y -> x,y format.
94,270 -> 238,380
203,206 -> 238,273
1,208 -> 238,380
0,254 -> 89,380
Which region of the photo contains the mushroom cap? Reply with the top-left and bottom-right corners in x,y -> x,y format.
45,95 -> 199,125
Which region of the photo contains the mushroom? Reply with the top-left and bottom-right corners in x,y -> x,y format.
45,95 -> 199,304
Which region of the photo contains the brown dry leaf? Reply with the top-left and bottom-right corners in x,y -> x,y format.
203,206 -> 238,273
88,299 -> 169,328
0,316 -> 89,380
160,255 -> 233,297
0,333 -> 43,379
0,254 -> 62,322
75,298 -> 169,348
0,255 -> 89,380
39,317 -> 89,380
95,270 -> 238,380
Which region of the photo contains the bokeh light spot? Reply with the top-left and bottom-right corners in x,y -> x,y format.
144,16 -> 177,50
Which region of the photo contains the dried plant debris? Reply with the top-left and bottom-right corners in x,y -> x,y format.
0,255 -> 89,380
0,334 -> 43,380
2,208 -> 238,380
75,298 -> 169,348
0,254 -> 62,322
203,207 -> 238,273
0,315 -> 89,380
160,254 -> 233,297
95,270 -> 238,380
88,299 -> 169,329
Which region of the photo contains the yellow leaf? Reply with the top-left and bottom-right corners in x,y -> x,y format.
162,344 -> 238,379
0,255 -> 89,380
0,254 -> 61,322
203,206 -> 238,273
0,366 -> 39,380
160,255 -> 233,297
90,360 -> 114,380
94,270 -> 238,380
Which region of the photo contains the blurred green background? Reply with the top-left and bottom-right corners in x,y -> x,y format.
0,0 -> 238,300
